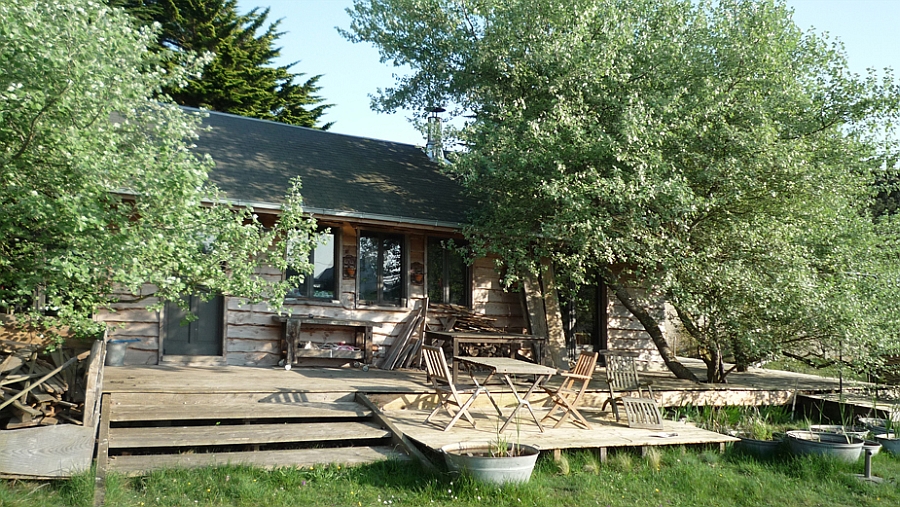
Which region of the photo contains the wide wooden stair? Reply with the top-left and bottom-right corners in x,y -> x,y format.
96,391 -> 408,476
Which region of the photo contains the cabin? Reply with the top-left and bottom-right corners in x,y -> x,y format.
95,109 -> 668,370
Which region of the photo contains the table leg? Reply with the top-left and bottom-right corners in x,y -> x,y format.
452,338 -> 460,384
285,320 -> 300,369
500,374 -> 548,433
465,366 -> 504,417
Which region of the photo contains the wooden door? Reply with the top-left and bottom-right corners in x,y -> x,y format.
163,295 -> 223,356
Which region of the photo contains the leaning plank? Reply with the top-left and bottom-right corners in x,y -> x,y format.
0,424 -> 95,477
108,401 -> 372,422
378,314 -> 417,370
109,421 -> 390,448
356,393 -> 436,472
0,356 -> 77,411
108,446 -> 406,476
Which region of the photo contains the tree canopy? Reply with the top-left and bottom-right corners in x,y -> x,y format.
345,0 -> 900,382
0,0 -> 318,339
112,0 -> 333,128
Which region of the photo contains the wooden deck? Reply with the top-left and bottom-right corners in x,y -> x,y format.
96,359 -> 862,473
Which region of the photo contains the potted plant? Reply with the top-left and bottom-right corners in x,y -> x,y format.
873,409 -> 900,454
441,434 -> 540,485
786,430 -> 864,462
732,407 -> 787,458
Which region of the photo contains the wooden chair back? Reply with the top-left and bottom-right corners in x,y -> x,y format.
421,345 -> 453,387
605,353 -> 647,394
562,351 -> 599,391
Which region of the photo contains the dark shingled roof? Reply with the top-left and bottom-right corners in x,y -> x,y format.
190,108 -> 471,226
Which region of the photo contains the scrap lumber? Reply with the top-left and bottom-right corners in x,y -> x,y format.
379,299 -> 428,370
0,356 -> 77,411
0,340 -> 98,433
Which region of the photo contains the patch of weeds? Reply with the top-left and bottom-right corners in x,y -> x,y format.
643,447 -> 662,471
552,453 -> 571,476
607,451 -> 635,472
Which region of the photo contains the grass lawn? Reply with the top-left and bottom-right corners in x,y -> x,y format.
2,446 -> 899,507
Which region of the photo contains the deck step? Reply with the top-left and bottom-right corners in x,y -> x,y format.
107,445 -> 406,476
108,421 -> 391,448
97,394 -> 407,475
108,401 -> 371,422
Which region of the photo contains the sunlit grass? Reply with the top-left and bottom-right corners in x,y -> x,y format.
2,447 -> 899,506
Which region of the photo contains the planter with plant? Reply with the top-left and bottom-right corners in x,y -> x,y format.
873,408 -> 900,454
734,416 -> 784,458
441,434 -> 540,485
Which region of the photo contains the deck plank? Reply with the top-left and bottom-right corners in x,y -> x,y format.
108,421 -> 390,448
386,407 -> 738,453
108,401 -> 371,422
107,446 -> 405,475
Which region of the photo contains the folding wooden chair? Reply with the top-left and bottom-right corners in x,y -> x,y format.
541,351 -> 598,429
601,351 -> 654,423
621,396 -> 664,430
421,345 -> 492,432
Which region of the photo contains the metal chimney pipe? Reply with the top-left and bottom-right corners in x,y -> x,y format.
425,107 -> 445,162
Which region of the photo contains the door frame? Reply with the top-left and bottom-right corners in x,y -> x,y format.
158,294 -> 227,364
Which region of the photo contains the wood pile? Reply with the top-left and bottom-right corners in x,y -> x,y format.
428,303 -> 509,333
0,340 -> 92,430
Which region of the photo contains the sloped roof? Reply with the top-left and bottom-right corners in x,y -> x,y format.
190,108 -> 470,227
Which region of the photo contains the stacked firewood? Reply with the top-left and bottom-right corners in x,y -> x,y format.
428,303 -> 509,333
0,341 -> 89,429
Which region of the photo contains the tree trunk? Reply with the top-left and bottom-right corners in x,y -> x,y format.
605,277 -> 701,383
673,305 -> 727,383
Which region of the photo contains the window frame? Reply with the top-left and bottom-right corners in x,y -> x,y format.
284,229 -> 340,301
357,230 -> 407,307
426,236 -> 472,308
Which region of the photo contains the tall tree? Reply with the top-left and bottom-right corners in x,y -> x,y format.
113,0 -> 333,128
344,0 -> 900,382
0,0 -> 319,340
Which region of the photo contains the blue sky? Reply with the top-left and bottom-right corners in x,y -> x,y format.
238,0 -> 900,146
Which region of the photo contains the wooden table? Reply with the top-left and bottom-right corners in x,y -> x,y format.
424,331 -> 546,383
456,356 -> 558,433
274,316 -> 375,368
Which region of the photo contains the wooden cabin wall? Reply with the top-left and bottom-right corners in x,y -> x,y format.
93,228 -> 528,367
471,256 -> 526,332
605,288 -> 668,371
95,286 -> 161,365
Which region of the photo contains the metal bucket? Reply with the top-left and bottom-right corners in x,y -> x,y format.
105,339 -> 139,366
786,430 -> 863,463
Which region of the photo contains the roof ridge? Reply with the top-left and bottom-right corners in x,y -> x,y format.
180,106 -> 425,149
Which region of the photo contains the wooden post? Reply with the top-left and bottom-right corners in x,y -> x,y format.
92,393 -> 112,507
83,338 -> 106,430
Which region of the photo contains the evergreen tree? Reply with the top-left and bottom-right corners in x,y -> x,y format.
113,0 -> 333,128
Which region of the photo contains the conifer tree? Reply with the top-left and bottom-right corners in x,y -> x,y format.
113,0 -> 333,128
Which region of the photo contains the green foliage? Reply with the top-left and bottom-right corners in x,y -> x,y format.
344,0 -> 900,381
113,0 -> 333,128
0,0 -> 319,340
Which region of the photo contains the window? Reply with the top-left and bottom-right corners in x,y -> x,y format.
358,231 -> 404,306
286,232 -> 337,300
427,237 -> 470,306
